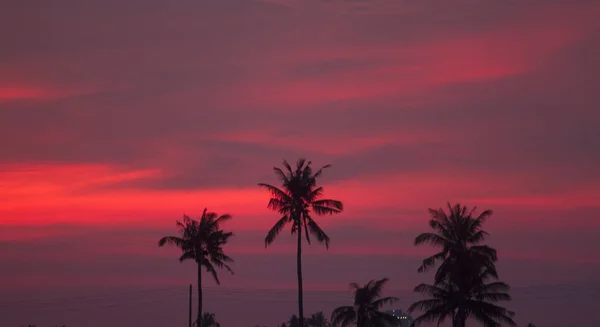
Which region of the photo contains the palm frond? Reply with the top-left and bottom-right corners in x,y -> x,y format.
158,236 -> 185,247
417,251 -> 446,273
330,306 -> 355,327
257,183 -> 291,201
203,260 -> 221,285
179,251 -> 196,262
414,232 -> 449,247
273,167 -> 290,184
312,164 -> 332,179
305,216 -> 330,248
265,215 -> 290,247
312,199 -> 343,215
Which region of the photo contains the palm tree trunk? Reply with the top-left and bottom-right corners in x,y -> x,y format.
297,221 -> 304,327
453,308 -> 466,327
197,263 -> 203,327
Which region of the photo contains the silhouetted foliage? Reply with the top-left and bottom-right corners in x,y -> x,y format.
288,314 -> 303,327
410,203 -> 515,327
414,203 -> 498,284
159,208 -> 234,327
526,324 -> 537,327
259,159 -> 344,327
331,278 -> 398,327
195,312 -> 221,327
307,311 -> 331,327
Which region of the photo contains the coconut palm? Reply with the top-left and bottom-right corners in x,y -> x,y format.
414,203 -> 498,284
195,312 -> 221,327
259,159 -> 344,327
158,208 -> 234,327
331,278 -> 399,327
409,264 -> 516,327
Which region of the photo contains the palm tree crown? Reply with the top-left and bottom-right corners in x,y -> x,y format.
414,203 -> 498,283
331,278 -> 399,327
409,264 -> 516,327
158,208 -> 234,283
259,159 -> 343,248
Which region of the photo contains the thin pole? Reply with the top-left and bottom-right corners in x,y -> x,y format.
189,284 -> 193,327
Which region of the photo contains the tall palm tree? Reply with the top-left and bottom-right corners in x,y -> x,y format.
414,203 -> 498,284
409,264 -> 516,327
158,208 -> 234,327
331,278 -> 399,327
195,312 -> 221,327
259,159 -> 344,327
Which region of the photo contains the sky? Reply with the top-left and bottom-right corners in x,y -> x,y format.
0,0 -> 599,326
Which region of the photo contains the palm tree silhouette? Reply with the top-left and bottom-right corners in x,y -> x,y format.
409,263 -> 516,327
158,208 -> 234,327
195,312 -> 221,327
331,278 -> 399,327
526,323 -> 537,327
414,203 -> 498,284
259,159 -> 344,327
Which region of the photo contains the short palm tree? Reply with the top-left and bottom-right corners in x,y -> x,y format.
259,159 -> 343,327
415,203 -> 498,284
158,209 -> 234,327
195,312 -> 221,327
409,265 -> 516,327
331,278 -> 399,327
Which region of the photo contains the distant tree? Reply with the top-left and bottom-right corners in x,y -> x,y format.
331,278 -> 398,327
526,324 -> 537,327
414,203 -> 498,284
259,159 -> 343,327
195,312 -> 220,327
307,311 -> 331,327
159,209 -> 234,327
409,263 -> 516,327
409,203 -> 515,327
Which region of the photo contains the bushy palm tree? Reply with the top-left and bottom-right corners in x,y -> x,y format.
195,312 -> 221,327
411,203 -> 515,327
409,264 -> 516,327
331,278 -> 399,327
159,208 -> 234,327
414,203 -> 498,284
259,159 -> 344,327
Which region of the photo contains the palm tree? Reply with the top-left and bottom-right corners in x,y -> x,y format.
259,159 -> 344,327
409,264 -> 516,327
195,312 -> 221,327
331,278 -> 399,327
307,311 -> 331,327
526,324 -> 536,327
158,208 -> 234,327
414,203 -> 498,284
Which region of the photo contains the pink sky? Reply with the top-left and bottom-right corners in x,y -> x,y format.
1,1 -> 599,326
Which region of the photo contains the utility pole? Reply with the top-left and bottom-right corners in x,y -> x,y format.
189,284 -> 192,327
